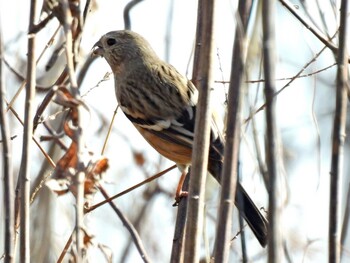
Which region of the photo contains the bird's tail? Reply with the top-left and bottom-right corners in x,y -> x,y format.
208,159 -> 268,247
235,183 -> 268,247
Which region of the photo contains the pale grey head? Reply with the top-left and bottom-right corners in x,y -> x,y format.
92,30 -> 159,76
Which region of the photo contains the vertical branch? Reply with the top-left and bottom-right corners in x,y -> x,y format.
214,0 -> 251,261
0,21 -> 14,263
191,2 -> 202,88
61,0 -> 85,260
183,0 -> 215,262
19,0 -> 38,261
63,2 -> 84,262
262,0 -> 282,262
341,180 -> 350,254
329,0 -> 348,262
170,175 -> 190,263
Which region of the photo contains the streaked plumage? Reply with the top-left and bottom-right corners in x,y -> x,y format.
92,30 -> 268,247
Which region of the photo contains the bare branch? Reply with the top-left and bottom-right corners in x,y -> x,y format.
0,18 -> 14,263
170,174 -> 189,263
262,0 -> 282,262
86,165 -> 177,213
6,100 -> 56,168
244,43 -> 332,124
123,0 -> 145,30
279,0 -> 350,63
329,0 -> 349,262
214,0 -> 251,261
215,62 -> 337,84
60,0 -> 85,260
184,0 -> 215,261
19,0 -> 38,261
98,186 -> 152,263
29,13 -> 55,34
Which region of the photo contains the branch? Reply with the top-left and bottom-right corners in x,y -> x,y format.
214,0 -> 251,261
60,0 -> 85,260
329,0 -> 349,261
279,0 -> 350,63
19,0 -> 38,261
184,0 -> 215,261
0,19 -> 15,263
123,0 -> 144,30
262,0 -> 282,262
87,165 -> 176,213
98,186 -> 152,263
170,174 -> 189,263
244,43 -> 332,124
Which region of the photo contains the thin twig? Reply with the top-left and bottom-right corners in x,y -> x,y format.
101,106 -> 119,155
77,55 -> 98,86
329,0 -> 348,262
19,0 -> 38,261
251,108 -> 268,188
215,62 -> 337,84
262,0 -> 282,262
6,98 -> 56,167
87,165 -> 176,213
82,0 -> 93,24
120,183 -> 159,262
298,1 -> 330,41
6,25 -> 61,111
29,13 -> 55,34
123,0 -> 144,30
2,57 -> 55,91
0,19 -> 14,263
57,231 -> 73,263
244,43 -> 332,124
314,0 -> 332,40
33,86 -> 59,132
98,186 -> 152,263
310,65 -> 321,189
278,0 -> 348,60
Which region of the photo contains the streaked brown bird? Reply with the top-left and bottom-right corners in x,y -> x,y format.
92,30 -> 268,247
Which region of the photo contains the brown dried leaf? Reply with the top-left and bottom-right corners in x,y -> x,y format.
54,87 -> 80,108
83,228 -> 94,247
91,157 -> 109,175
133,151 -> 145,167
54,141 -> 78,178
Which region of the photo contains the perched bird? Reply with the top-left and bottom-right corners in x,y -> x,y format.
92,30 -> 268,247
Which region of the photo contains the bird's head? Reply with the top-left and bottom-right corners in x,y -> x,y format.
92,30 -> 158,74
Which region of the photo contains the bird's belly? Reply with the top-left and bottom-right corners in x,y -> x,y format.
134,126 -> 192,165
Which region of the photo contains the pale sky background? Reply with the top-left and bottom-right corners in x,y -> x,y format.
0,0 -> 349,262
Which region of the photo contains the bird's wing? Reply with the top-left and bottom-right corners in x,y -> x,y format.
123,98 -> 225,165
119,62 -> 224,162
123,104 -> 196,149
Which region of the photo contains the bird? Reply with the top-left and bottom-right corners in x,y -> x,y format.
92,30 -> 268,247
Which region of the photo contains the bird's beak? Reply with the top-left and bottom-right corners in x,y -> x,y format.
91,40 -> 104,57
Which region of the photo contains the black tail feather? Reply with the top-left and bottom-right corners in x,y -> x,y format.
236,183 -> 268,247
208,159 -> 268,247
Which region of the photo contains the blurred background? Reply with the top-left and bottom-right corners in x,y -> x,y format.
0,0 -> 349,262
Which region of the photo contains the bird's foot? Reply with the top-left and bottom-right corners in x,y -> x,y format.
173,190 -> 188,206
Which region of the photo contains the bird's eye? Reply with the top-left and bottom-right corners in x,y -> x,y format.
106,38 -> 116,46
